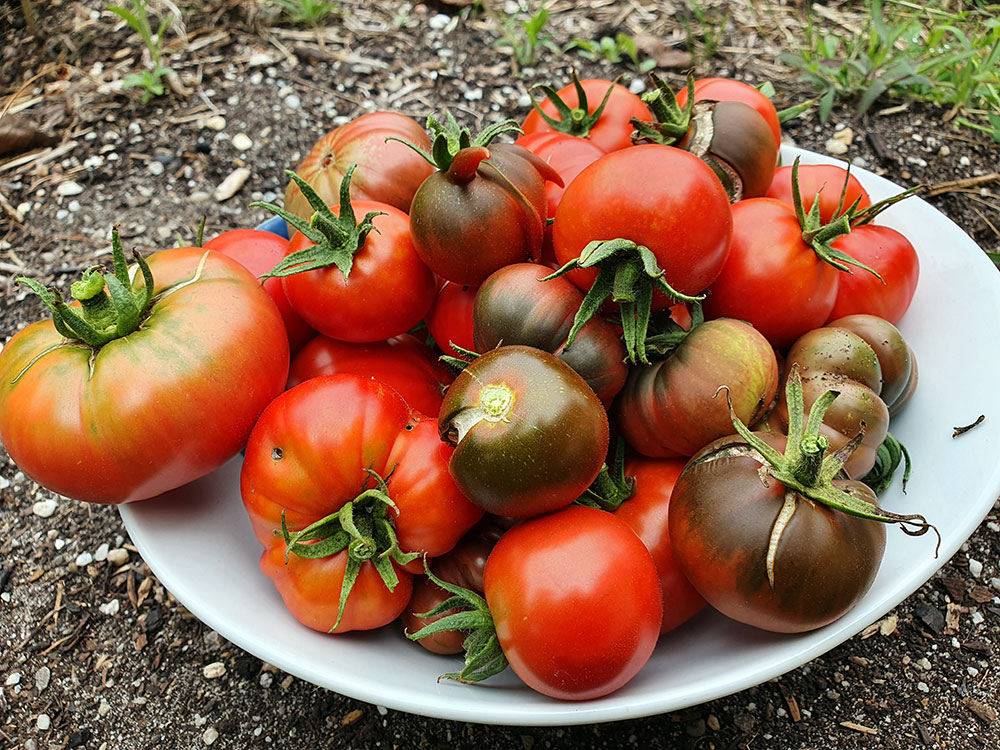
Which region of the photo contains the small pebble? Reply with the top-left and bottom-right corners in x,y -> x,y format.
215,168 -> 251,202
248,52 -> 272,67
32,499 -> 57,518
94,543 -> 109,562
57,181 -> 84,197
464,88 -> 483,102
972,610 -> 985,625
376,705 -> 388,716
969,558 -> 983,577
517,93 -> 532,108
37,714 -> 50,730
5,672 -> 20,686
99,599 -> 120,616
204,115 -> 226,131
938,145 -> 951,157
203,661 -> 227,679
68,200 -> 81,212
284,94 -> 301,110
190,191 -> 213,204
56,209 -> 69,220
147,161 -> 165,176
232,133 -> 254,151
106,548 -> 129,566
16,201 -> 31,215
629,78 -> 646,95
98,699 -> 111,716
35,666 -> 51,692
825,138 -> 848,156
54,539 -> 65,550
960,155 -> 971,167
428,13 -> 450,29
707,714 -> 720,731
76,552 -> 93,567
259,672 -> 273,688
917,681 -> 930,693
969,666 -> 980,676
203,727 -> 219,746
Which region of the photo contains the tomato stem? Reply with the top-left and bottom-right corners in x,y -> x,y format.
530,71 -> 618,139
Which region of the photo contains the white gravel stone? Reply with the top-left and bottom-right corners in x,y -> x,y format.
428,13 -> 450,29
972,610 -> 985,625
56,209 -> 69,220
98,699 -> 111,716
94,543 -> 109,562
203,661 -> 226,679
68,200 -> 81,212
629,78 -> 646,94
5,672 -> 20,685
284,94 -> 301,110
204,115 -> 227,131
35,666 -> 51,692
248,52 -> 273,67
969,558 -> 984,577
106,548 -> 129,566
232,133 -> 254,151
463,88 -> 483,102
259,672 -> 273,687
99,599 -> 121,616
203,727 -> 219,746
17,201 -> 31,215
189,191 -> 212,204
32,499 -> 57,518
825,138 -> 849,155
75,552 -> 93,567
517,92 -> 532,108
57,181 -> 84,197
147,161 -> 165,176
917,681 -> 930,692
214,168 -> 251,201
960,155 -> 971,166
37,714 -> 51,730
54,539 -> 65,550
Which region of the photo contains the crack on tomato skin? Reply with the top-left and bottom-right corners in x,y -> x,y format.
9,340 -> 92,385
767,492 -> 798,590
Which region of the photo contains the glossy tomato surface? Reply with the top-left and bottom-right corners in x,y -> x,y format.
676,77 -> 781,146
521,78 -> 650,153
829,225 -> 919,324
766,164 -> 872,225
483,506 -> 662,699
426,281 -> 477,357
287,333 -> 452,417
284,111 -> 434,221
0,247 -> 289,504
438,345 -> 609,517
617,456 -> 706,634
552,144 -> 733,300
282,201 -> 436,342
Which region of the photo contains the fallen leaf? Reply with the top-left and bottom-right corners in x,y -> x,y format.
965,697 -> 996,725
0,116 -> 59,157
633,34 -> 693,69
840,721 -> 878,734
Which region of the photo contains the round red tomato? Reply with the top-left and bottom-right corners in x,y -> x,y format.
280,200 -> 436,342
675,77 -> 781,146
425,281 -> 477,357
286,333 -> 452,416
521,77 -> 651,152
203,228 -> 315,353
0,237 -> 288,504
766,164 -> 872,225
483,506 -> 662,699
828,224 -> 919,324
616,456 -> 706,634
552,144 -> 733,300
284,111 -> 434,223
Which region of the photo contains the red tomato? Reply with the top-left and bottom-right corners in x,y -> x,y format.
286,333 -> 452,416
703,198 -> 840,350
483,506 -> 662,699
203,228 -> 315,353
285,111 -> 434,222
282,201 -> 436,342
553,144 -> 733,301
676,77 -> 781,146
616,456 -> 706,635
766,165 -> 872,225
828,225 -> 919,324
242,375 -> 482,633
425,281 -> 477,357
522,78 -> 651,153
0,243 -> 289,504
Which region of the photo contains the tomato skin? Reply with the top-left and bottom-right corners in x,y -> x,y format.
284,111 -> 434,222
521,79 -> 650,153
260,538 -> 413,634
408,145 -> 552,285
0,247 -> 289,504
281,201 -> 436,343
204,229 -> 315,353
616,457 -> 706,634
704,198 -> 839,350
828,225 -> 919,324
473,263 -> 627,404
616,318 -> 778,457
426,281 -> 477,356
766,165 -> 872,225
439,346 -> 609,518
676,77 -> 781,147
669,433 -> 886,633
484,506 -> 662,699
553,144 -> 733,300
828,314 -> 916,413
286,333 -> 452,417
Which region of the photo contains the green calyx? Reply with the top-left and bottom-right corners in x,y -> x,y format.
543,238 -> 704,365
630,74 -> 695,145
530,70 -> 617,139
252,165 -> 384,281
406,560 -> 508,684
17,226 -> 154,348
643,302 -> 705,360
576,438 -> 635,512
279,468 -> 419,632
718,364 -> 939,560
388,111 -> 522,172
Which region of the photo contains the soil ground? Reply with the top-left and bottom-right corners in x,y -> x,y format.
1,1 -> 999,748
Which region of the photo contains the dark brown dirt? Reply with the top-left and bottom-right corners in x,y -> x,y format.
2,1 -> 999,749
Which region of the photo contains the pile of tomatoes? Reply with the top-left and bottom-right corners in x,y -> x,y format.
0,73 -> 935,702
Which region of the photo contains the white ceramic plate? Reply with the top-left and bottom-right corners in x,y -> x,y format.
120,146 -> 1000,725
